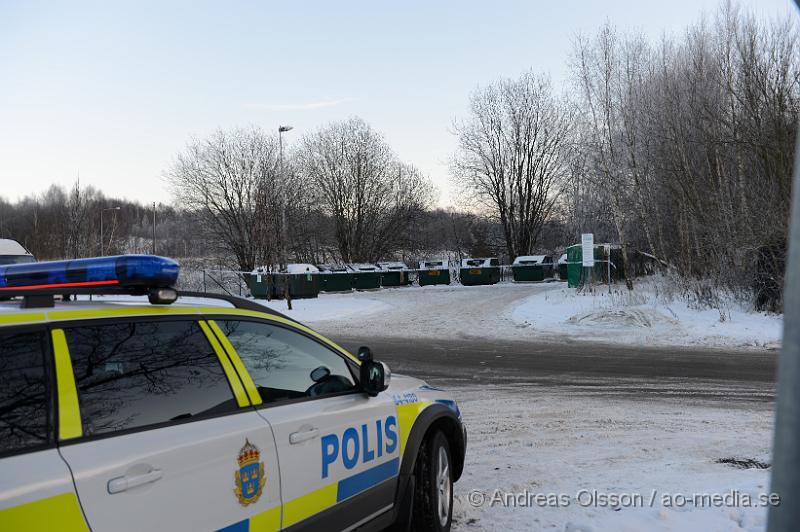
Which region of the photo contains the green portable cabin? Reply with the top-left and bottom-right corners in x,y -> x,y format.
459,258 -> 501,286
511,255 -> 554,282
318,264 -> 354,292
557,253 -> 568,281
350,263 -> 382,290
378,261 -> 412,287
418,259 -> 451,286
248,264 -> 321,300
565,244 -> 624,287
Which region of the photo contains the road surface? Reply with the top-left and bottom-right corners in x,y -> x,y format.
332,335 -> 776,402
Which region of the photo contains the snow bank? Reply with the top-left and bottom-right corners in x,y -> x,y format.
511,282 -> 782,349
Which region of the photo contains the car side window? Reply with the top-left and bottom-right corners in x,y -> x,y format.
215,320 -> 356,404
63,320 -> 238,437
0,330 -> 51,455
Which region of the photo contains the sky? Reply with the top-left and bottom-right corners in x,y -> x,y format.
0,0 -> 795,208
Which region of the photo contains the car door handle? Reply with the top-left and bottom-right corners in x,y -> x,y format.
289,427 -> 319,444
107,468 -> 163,494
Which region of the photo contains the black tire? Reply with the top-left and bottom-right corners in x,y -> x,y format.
411,430 -> 453,532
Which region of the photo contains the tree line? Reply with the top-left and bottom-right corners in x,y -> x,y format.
571,3 -> 797,307
0,2 -> 794,309
0,176 -> 516,272
452,2 -> 798,308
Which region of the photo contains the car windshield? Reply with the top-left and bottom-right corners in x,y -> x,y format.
0,255 -> 35,266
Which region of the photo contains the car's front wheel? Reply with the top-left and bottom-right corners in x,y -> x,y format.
412,430 -> 453,532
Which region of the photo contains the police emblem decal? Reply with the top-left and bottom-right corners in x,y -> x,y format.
234,439 -> 265,506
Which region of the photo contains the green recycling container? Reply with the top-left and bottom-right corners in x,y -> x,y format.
558,262 -> 568,281
319,272 -> 353,292
460,267 -> 501,286
248,272 -> 320,299
348,264 -> 381,290
460,258 -> 501,286
566,245 -> 583,288
247,272 -> 271,299
380,270 -> 412,287
566,245 -> 609,287
418,268 -> 450,286
512,264 -> 554,282
353,271 -> 381,290
272,273 -> 320,299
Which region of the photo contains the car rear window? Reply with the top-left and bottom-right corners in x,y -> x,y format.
0,330 -> 51,455
63,320 -> 238,437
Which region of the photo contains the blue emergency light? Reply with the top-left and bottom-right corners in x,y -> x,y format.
0,255 -> 180,292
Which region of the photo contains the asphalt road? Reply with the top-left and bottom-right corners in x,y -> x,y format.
333,335 -> 777,403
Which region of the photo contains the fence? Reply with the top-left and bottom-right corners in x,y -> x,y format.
179,269 -> 253,297
179,263 -> 576,299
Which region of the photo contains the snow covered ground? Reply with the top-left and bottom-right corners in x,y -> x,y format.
449,382 -> 774,532
55,286 -> 780,532
510,283 -> 782,350
263,281 -> 782,350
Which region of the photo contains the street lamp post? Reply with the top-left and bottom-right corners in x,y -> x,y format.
152,202 -> 157,255
100,206 -> 121,256
278,125 -> 293,310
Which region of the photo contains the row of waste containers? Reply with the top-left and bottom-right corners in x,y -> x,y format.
247,255 -> 566,300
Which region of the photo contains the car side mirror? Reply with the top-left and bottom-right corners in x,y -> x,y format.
310,366 -> 331,383
357,346 -> 373,362
360,359 -> 391,397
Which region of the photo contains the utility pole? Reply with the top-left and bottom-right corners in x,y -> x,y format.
152,202 -> 157,255
768,63 -> 800,532
769,3 -> 800,524
278,125 -> 294,311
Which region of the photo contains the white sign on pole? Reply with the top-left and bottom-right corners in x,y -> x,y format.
581,233 -> 595,267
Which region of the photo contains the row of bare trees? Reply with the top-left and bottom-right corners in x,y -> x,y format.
568,3 -> 799,307
0,182 -> 201,261
167,118 -> 435,272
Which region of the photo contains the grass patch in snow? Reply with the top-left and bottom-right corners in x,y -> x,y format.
716,458 -> 771,470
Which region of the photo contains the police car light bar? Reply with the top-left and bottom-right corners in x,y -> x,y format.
0,255 -> 180,302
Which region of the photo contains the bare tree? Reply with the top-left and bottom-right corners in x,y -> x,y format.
569,2 -> 800,306
451,72 -> 575,260
167,127 -> 283,272
297,117 -> 434,263
572,25 -> 646,289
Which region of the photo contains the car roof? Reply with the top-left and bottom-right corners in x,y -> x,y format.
0,294 -> 281,326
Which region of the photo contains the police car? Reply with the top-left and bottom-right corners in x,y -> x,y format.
0,255 -> 466,532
